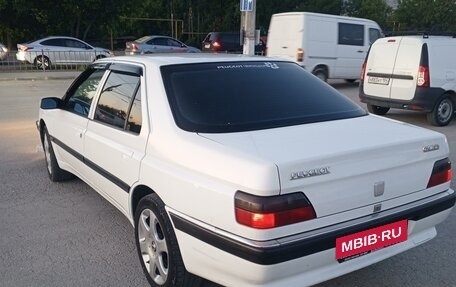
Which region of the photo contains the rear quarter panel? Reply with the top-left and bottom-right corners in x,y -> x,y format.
429,42 -> 456,92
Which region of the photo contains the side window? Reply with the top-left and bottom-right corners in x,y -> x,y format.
41,39 -> 64,47
369,28 -> 382,44
168,39 -> 182,47
127,89 -> 142,133
65,39 -> 87,49
65,69 -> 105,117
338,23 -> 364,46
152,38 -> 168,46
94,71 -> 141,133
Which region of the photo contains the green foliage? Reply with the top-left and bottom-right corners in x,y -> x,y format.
1,0 -> 456,50
395,0 -> 456,32
343,0 -> 393,29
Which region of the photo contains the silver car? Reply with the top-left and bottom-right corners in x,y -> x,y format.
0,43 -> 7,61
16,36 -> 113,69
125,35 -> 200,55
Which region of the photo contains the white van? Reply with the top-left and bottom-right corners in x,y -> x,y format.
360,34 -> 456,126
267,12 -> 382,82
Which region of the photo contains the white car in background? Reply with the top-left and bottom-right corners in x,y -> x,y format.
0,43 -> 8,61
16,36 -> 113,69
125,35 -> 200,55
37,54 -> 455,287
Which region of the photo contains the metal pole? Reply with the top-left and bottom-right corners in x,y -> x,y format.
243,0 -> 256,56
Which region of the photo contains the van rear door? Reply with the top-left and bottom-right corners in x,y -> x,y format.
363,37 -> 402,99
267,14 -> 301,61
389,38 -> 421,101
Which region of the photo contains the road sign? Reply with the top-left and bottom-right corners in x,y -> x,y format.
240,0 -> 253,11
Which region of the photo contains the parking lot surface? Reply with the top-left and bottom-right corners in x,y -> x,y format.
0,76 -> 455,286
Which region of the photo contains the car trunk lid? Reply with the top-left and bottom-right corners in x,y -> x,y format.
199,116 -> 448,218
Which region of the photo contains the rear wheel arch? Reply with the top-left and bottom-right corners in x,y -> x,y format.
427,92 -> 455,126
312,65 -> 329,82
130,184 -> 155,219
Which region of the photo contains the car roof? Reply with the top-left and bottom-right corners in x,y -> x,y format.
97,54 -> 289,67
24,36 -> 86,44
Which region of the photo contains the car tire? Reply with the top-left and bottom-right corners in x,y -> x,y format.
313,69 -> 328,82
95,55 -> 106,61
35,55 -> 50,70
367,104 -> 390,116
42,126 -> 74,182
427,96 -> 454,126
135,194 -> 203,287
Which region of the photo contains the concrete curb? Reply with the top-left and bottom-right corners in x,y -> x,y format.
0,71 -> 80,81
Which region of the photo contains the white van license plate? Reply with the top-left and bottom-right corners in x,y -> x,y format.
368,76 -> 390,85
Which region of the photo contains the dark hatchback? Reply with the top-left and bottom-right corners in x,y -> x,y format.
201,32 -> 265,53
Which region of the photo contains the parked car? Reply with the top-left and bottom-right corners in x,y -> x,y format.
0,43 -> 8,61
201,31 -> 265,53
360,33 -> 456,126
267,12 -> 382,82
16,36 -> 113,69
37,54 -> 455,287
125,35 -> 200,55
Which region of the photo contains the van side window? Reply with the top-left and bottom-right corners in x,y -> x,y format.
95,71 -> 140,131
338,23 -> 364,46
369,28 -> 382,44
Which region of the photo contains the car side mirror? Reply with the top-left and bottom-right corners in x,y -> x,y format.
40,97 -> 63,109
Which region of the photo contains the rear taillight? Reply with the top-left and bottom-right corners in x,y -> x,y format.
297,48 -> 304,62
235,191 -> 316,229
427,158 -> 452,188
417,43 -> 430,88
212,41 -> 221,48
417,65 -> 430,87
360,61 -> 367,81
131,43 -> 138,51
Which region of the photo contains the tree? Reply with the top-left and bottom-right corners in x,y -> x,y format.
343,0 -> 393,29
395,0 -> 456,32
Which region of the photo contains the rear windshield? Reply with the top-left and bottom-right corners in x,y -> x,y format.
161,61 -> 366,133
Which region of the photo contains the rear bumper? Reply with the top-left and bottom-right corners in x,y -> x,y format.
171,190 -> 455,265
170,190 -> 454,286
359,83 -> 445,112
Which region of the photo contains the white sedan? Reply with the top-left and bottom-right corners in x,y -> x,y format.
16,36 -> 113,69
37,54 -> 455,287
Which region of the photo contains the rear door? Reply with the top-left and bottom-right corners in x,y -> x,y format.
84,63 -> 147,213
389,38 -> 421,101
363,37 -> 402,99
267,15 -> 300,61
40,38 -> 68,64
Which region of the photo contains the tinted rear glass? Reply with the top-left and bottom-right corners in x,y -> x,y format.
161,61 -> 366,133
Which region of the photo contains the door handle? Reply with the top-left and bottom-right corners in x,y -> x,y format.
282,46 -> 288,49
357,50 -> 364,53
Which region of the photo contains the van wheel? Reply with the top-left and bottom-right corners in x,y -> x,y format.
427,96 -> 454,126
313,69 -> 328,82
367,104 -> 390,115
